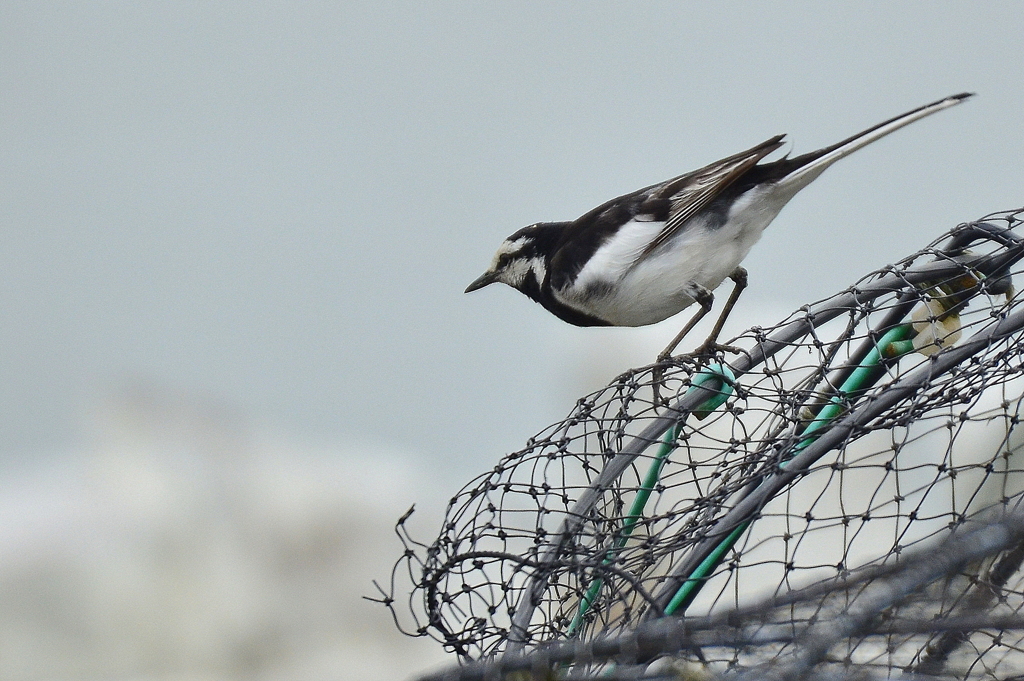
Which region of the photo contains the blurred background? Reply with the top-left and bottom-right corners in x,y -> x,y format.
1,2 -> 1022,679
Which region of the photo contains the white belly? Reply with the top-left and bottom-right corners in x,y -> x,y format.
555,186 -> 788,326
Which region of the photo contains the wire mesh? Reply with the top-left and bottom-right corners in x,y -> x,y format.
376,208 -> 1024,681
416,503 -> 1024,681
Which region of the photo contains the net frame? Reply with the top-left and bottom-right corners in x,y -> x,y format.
376,208 -> 1024,681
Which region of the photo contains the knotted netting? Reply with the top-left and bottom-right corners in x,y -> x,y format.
378,208 -> 1024,681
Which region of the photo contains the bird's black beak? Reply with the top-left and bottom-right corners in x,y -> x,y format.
465,271 -> 499,293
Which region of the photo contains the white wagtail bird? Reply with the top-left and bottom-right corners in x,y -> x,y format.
466,93 -> 973,360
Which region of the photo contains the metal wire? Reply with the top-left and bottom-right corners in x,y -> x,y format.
376,208 -> 1024,681
417,503 -> 1024,681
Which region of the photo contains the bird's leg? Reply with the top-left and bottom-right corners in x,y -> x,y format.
692,266 -> 747,356
651,270 -> 748,408
652,286 -> 715,408
657,287 -> 715,364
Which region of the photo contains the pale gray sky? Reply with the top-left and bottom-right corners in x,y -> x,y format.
2,2 -> 1023,472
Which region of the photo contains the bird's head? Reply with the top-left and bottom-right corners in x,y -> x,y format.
465,223 -> 560,294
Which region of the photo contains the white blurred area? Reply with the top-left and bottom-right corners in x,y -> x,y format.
0,299 -> 794,680
0,381 -> 449,681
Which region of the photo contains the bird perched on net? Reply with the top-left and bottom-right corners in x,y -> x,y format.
465,93 -> 973,359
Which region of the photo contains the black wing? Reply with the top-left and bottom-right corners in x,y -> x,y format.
634,135 -> 786,261
545,135 -> 786,291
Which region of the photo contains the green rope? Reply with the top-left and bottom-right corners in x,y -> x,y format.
567,364 -> 736,635
663,323 -> 914,615
567,323 -> 915,630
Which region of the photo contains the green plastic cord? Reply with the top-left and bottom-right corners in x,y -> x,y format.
565,424 -> 678,635
662,324 -> 914,615
566,364 -> 736,635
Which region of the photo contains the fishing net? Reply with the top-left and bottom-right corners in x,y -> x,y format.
377,208 -> 1024,681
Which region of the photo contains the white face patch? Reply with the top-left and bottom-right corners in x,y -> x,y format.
495,255 -> 545,288
489,236 -> 529,270
484,235 -> 546,289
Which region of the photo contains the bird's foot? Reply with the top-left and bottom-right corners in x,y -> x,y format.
690,341 -> 744,358
651,342 -> 742,409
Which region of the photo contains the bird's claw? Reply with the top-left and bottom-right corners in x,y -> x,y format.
652,343 -> 742,409
690,341 -> 744,358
